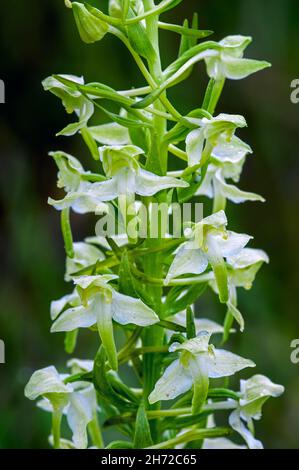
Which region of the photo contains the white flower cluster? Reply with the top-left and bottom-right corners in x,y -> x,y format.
25,0 -> 283,450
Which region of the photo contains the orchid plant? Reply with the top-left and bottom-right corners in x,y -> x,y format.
25,0 -> 284,450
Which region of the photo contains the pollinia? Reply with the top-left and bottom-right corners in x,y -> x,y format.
25,0 -> 284,449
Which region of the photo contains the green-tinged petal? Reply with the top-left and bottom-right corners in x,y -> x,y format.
25,366 -> 71,401
50,151 -> 84,192
229,410 -> 263,449
170,331 -> 211,355
58,100 -> 94,136
100,145 -> 142,178
210,230 -> 252,257
165,242 -> 209,284
222,56 -> 271,80
74,274 -> 117,290
51,303 -> 96,332
50,290 -> 80,320
112,291 -> 159,326
227,248 -> 269,289
204,35 -> 270,81
202,209 -> 227,228
48,180 -> 118,213
67,391 -> 93,448
219,35 -> 252,56
88,123 -> 130,145
148,359 -> 193,404
227,248 -> 269,269
215,170 -> 265,204
42,75 -> 84,114
206,349 -> 255,378
186,128 -> 205,167
212,136 -> 252,164
239,375 -> 284,420
72,3 -> 109,44
170,312 -> 225,336
135,169 -> 189,196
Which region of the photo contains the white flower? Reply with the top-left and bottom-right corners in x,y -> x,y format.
25,365 -> 98,449
149,331 -> 255,414
204,35 -> 270,80
196,136 -> 264,205
49,145 -> 188,214
186,114 -> 247,168
229,375 -> 284,449
165,210 -> 251,303
43,75 -> 94,136
51,274 -> 159,370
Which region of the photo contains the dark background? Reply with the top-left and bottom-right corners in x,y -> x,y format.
0,0 -> 298,448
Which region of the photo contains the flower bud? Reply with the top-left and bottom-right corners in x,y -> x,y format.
72,2 -> 108,44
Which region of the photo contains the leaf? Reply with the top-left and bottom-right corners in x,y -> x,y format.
128,125 -> 150,154
93,346 -> 136,411
163,283 -> 207,316
208,388 -> 240,400
106,441 -> 133,449
131,87 -> 164,109
186,306 -> 196,339
159,21 -> 213,41
133,402 -> 153,448
178,19 -> 190,57
94,101 -> 152,129
162,410 -> 212,431
126,8 -> 156,61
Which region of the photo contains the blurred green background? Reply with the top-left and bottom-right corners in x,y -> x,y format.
0,0 -> 298,448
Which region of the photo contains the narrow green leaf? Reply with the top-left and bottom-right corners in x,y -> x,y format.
93,346 -> 136,411
186,306 -> 196,339
118,250 -> 138,298
163,283 -> 207,316
126,8 -> 156,61
162,410 -> 212,431
106,440 -> 133,449
178,19 -> 190,57
131,87 -> 164,109
133,402 -> 153,448
159,21 -> 213,40
207,388 -> 240,401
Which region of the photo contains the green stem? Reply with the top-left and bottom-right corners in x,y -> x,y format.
202,78 -> 225,115
147,427 -> 232,449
